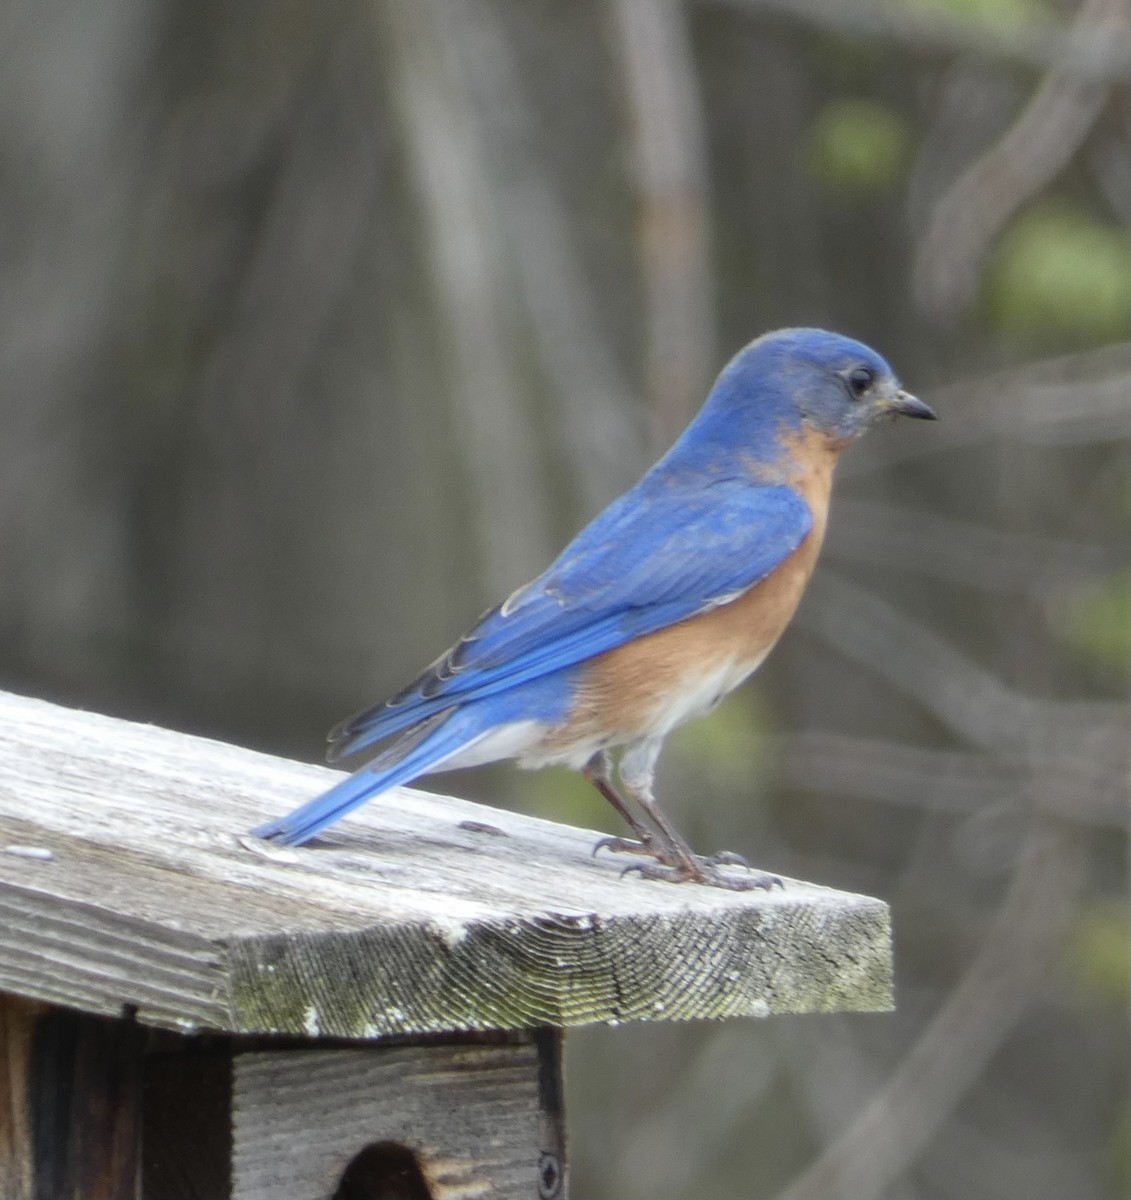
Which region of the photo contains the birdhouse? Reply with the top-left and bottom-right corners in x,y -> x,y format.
0,690 -> 892,1198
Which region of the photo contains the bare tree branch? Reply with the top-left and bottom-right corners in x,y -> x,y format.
429,0 -> 647,512
705,0 -> 1131,84
780,731 -> 1128,828
913,0 -> 1130,321
783,991 -> 1095,1200
374,0 -> 555,597
776,820 -> 1089,1200
826,499 -> 1124,591
799,572 -> 1128,764
611,0 -> 717,450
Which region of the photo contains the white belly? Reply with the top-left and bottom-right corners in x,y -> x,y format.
515,648 -> 771,773
438,719 -> 549,770
639,649 -> 770,738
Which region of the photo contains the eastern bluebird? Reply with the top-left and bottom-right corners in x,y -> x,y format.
255,328 -> 935,888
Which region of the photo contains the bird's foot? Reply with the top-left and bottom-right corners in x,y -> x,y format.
621,855 -> 782,892
593,832 -> 779,890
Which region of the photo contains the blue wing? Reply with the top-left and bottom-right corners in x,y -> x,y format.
329,477 -> 812,763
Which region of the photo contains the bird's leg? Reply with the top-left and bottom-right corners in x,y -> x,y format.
583,750 -> 664,857
611,742 -> 781,892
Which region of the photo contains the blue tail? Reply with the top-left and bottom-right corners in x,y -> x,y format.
254,708 -> 473,846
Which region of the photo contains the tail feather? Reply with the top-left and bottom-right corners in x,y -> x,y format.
254,707 -> 474,846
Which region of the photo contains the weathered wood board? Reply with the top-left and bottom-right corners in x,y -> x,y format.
231,1034 -> 565,1200
0,689 -> 892,1038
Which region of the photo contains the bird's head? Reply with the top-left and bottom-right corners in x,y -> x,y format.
695,328 -> 935,465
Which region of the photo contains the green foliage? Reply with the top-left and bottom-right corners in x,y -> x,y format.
669,690 -> 774,792
1050,571 -> 1131,675
808,99 -> 909,195
520,765 -> 618,832
987,205 -> 1131,342
902,0 -> 1051,30
1062,901 -> 1131,1009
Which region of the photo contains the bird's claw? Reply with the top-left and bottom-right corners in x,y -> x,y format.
592,834 -> 657,858
594,836 -> 746,864
619,857 -> 782,892
702,849 -> 750,869
594,834 -> 780,891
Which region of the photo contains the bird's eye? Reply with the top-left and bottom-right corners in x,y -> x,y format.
845,366 -> 875,399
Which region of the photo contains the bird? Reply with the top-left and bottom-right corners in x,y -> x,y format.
254,328 -> 936,888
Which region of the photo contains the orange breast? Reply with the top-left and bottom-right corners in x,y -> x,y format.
559,422 -> 840,742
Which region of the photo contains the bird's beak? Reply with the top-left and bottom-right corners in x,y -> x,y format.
885,389 -> 937,420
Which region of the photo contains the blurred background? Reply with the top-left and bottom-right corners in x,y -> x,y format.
1,0 -> 1128,1195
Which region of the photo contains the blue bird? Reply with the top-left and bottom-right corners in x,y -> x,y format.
255,328 -> 935,888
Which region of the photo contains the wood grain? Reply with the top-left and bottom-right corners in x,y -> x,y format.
0,689 -> 892,1038
231,1035 -> 561,1200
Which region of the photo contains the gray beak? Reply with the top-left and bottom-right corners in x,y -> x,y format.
888,389 -> 937,420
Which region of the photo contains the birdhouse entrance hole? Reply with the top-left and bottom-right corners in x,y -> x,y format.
332,1142 -> 433,1200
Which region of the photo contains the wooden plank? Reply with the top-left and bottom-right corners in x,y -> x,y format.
230,1034 -> 563,1200
0,689 -> 892,1037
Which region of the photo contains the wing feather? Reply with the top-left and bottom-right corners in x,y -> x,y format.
330,479 -> 811,763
